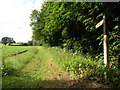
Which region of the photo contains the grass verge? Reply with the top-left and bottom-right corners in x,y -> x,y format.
43,46 -> 120,87
2,47 -> 38,76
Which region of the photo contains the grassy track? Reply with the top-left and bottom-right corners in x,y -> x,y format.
2,46 -> 113,88
2,46 -> 74,88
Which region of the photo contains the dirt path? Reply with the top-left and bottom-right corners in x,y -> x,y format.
44,58 -> 75,88
21,47 -> 76,88
41,57 -> 110,88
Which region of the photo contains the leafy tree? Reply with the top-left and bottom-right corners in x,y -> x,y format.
21,43 -> 28,46
28,40 -> 33,46
30,2 -> 120,67
1,37 -> 15,45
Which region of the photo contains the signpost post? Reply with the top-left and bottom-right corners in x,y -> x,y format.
96,14 -> 109,67
96,14 -> 109,81
103,15 -> 109,67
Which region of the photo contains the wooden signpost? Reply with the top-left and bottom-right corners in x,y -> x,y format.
103,15 -> 109,67
96,14 -> 109,67
96,14 -> 109,80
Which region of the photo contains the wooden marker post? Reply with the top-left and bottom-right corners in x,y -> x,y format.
103,15 -> 109,67
103,14 -> 109,81
96,14 -> 109,81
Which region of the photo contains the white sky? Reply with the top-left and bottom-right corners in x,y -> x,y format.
0,0 -> 44,43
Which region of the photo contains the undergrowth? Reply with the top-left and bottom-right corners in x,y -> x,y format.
44,46 -> 120,87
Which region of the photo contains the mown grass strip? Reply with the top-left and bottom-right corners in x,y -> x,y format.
2,46 -> 60,88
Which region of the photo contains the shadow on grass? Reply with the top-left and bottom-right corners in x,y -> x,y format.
2,69 -> 119,88
2,76 -> 73,88
2,70 -> 84,88
2,73 -> 113,89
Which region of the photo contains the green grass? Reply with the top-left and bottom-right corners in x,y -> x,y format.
2,47 -> 40,88
42,46 -> 120,87
2,47 -> 38,76
1,46 -> 32,58
2,46 -> 120,88
2,46 -> 64,88
2,46 -> 74,88
2,46 -> 50,88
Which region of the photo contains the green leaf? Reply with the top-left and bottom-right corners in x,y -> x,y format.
113,25 -> 119,30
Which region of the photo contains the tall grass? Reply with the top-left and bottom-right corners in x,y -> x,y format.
2,46 -> 61,88
2,47 -> 38,76
43,46 -> 120,87
37,46 -> 63,80
2,46 -> 120,88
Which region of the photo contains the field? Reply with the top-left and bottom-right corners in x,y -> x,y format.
1,46 -> 120,88
1,46 -> 32,58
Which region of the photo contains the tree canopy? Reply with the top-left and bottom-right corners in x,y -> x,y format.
1,37 -> 16,45
30,2 -> 120,65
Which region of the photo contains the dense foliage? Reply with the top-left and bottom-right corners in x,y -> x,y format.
30,2 -> 120,68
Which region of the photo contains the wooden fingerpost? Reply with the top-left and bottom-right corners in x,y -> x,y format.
103,14 -> 109,81
103,14 -> 109,67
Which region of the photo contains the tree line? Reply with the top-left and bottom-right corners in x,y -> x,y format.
0,37 -> 33,46
30,2 -> 120,67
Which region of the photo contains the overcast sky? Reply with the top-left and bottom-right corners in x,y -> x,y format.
0,0 -> 44,43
